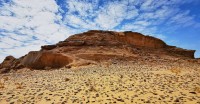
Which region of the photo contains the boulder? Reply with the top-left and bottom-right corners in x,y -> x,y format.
0,56 -> 24,73
0,56 -> 15,69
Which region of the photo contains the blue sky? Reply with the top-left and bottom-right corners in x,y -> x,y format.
0,0 -> 200,62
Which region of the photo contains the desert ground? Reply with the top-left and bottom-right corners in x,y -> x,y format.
0,62 -> 200,104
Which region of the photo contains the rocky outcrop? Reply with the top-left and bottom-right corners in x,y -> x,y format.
21,51 -> 73,69
117,31 -> 167,48
0,30 -> 197,72
66,30 -> 167,48
0,56 -> 15,73
57,40 -> 85,47
0,56 -> 15,68
41,45 -> 57,50
0,56 -> 24,73
166,46 -> 195,58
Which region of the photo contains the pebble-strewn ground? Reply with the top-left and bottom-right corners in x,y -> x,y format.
0,62 -> 200,104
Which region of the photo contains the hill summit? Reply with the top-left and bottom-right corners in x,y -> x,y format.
0,30 -> 198,73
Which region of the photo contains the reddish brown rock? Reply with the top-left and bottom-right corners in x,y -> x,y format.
0,30 -> 198,73
41,45 -> 57,50
0,56 -> 24,73
76,53 -> 136,62
21,51 -> 73,69
66,31 -> 166,48
116,31 -> 167,48
0,56 -> 15,68
166,46 -> 195,58
0,56 -> 15,73
57,40 -> 85,47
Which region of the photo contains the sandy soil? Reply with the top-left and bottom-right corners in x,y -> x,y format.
0,62 -> 200,104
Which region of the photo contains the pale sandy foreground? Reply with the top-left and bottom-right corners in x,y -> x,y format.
0,62 -> 200,104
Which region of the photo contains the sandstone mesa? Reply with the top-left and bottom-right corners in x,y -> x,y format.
0,30 -> 198,73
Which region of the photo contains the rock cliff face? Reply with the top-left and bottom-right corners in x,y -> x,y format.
0,30 -> 197,73
21,51 -> 73,69
166,46 -> 195,58
65,30 -> 167,48
117,31 -> 167,48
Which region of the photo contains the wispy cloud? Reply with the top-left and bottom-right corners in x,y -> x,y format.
0,0 -> 75,61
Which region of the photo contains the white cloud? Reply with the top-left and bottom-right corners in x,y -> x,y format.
95,3 -> 125,29
2,45 -> 41,59
167,10 -> 196,27
133,21 -> 151,27
7,33 -> 32,41
0,42 -> 13,49
34,24 -> 60,35
63,0 -> 198,33
0,0 -> 74,62
64,0 -> 139,30
94,1 -> 139,29
66,0 -> 94,17
0,10 -> 12,16
0,16 -> 25,31
0,37 -> 22,46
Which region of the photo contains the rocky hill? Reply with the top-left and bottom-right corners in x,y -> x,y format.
0,30 -> 198,73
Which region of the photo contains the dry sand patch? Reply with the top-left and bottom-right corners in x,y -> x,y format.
0,63 -> 199,104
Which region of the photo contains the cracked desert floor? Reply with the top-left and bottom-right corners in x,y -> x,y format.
0,62 -> 200,104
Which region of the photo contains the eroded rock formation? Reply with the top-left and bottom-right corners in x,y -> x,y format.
21,51 -> 73,69
65,30 -> 167,48
0,30 -> 198,73
0,56 -> 24,73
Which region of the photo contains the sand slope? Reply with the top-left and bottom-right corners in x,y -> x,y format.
0,62 -> 200,104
